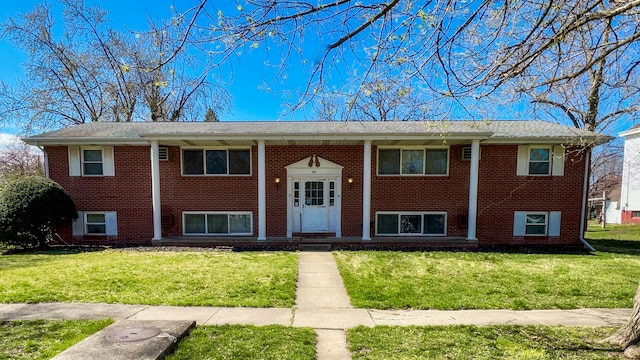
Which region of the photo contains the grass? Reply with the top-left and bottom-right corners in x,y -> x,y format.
0,249 -> 297,307
348,325 -> 623,359
586,222 -> 640,254
165,325 -> 316,360
334,250 -> 640,310
0,319 -> 112,360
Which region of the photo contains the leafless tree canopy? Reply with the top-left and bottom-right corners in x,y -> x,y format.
0,0 -> 229,133
171,0 -> 639,128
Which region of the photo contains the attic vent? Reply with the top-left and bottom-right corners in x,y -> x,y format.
460,147 -> 480,161
158,147 -> 169,161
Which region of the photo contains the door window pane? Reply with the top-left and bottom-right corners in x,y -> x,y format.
425,149 -> 448,175
206,150 -> 227,174
378,149 -> 400,174
207,214 -> 228,233
401,150 -> 424,175
305,181 -> 324,206
229,149 -> 251,174
183,150 -> 204,175
377,214 -> 398,234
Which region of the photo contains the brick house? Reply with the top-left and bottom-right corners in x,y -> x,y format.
620,125 -> 640,224
24,121 -> 609,249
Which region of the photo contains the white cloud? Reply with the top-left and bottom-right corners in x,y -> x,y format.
0,132 -> 41,154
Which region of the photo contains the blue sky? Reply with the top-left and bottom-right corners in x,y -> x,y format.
0,0 -> 303,136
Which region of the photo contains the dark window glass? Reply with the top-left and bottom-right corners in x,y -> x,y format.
377,214 -> 398,234
529,148 -> 550,175
424,214 -> 445,235
228,149 -> 251,174
378,149 -> 400,174
402,150 -> 424,175
184,214 -> 206,233
230,214 -> 251,233
183,150 -> 204,175
529,162 -> 550,175
83,163 -> 103,175
207,214 -> 228,233
425,149 -> 448,175
206,150 -> 227,174
400,214 -> 422,233
83,150 -> 102,162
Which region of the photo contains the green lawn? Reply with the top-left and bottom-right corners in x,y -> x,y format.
0,319 -> 112,360
348,325 -> 622,359
0,249 -> 297,307
334,250 -> 640,310
166,325 -> 316,360
586,222 -> 640,254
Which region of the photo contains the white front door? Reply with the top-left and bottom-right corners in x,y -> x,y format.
302,180 -> 328,232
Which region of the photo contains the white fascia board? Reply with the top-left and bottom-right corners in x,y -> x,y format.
22,138 -> 147,146
484,136 -> 613,145
620,128 -> 640,138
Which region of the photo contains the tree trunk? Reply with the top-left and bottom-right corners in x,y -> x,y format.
604,282 -> 640,358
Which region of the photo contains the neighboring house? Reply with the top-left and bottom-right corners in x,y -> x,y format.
620,125 -> 640,224
588,175 -> 621,224
23,121 -> 609,249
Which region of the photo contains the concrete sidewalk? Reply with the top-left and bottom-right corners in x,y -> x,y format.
0,302 -> 631,327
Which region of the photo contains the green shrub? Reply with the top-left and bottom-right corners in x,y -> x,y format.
0,176 -> 77,249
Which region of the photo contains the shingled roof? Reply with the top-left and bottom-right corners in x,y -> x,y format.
23,120 -> 611,145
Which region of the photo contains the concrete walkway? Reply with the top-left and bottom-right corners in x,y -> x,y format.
0,251 -> 633,360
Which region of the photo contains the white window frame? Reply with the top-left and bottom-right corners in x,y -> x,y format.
377,146 -> 450,176
527,146 -> 552,175
182,211 -> 253,236
72,211 -> 118,236
513,211 -> 561,237
517,145 -> 564,176
68,146 -> 115,177
181,147 -> 252,176
85,212 -> 107,235
81,148 -> 104,176
375,211 -> 447,236
524,211 -> 548,236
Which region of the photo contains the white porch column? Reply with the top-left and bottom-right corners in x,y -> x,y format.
258,140 -> 267,240
150,141 -> 162,241
467,139 -> 480,241
362,140 -> 372,240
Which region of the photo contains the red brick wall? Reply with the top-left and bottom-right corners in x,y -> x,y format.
46,143 -> 588,246
46,146 -> 153,245
476,145 -> 585,245
158,146 -> 258,237
371,145 -> 470,237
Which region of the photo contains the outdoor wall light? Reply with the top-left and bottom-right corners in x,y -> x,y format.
274,177 -> 281,184
347,177 -> 354,184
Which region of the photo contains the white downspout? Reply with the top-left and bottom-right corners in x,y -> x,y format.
580,149 -> 596,251
35,143 -> 49,178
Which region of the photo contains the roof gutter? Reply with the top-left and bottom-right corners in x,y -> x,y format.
580,148 -> 596,252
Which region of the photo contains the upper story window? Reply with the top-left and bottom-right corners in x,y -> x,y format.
68,147 -> 114,177
528,147 -> 551,175
82,149 -> 103,175
182,148 -> 251,175
517,145 -> 564,176
378,147 -> 449,176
